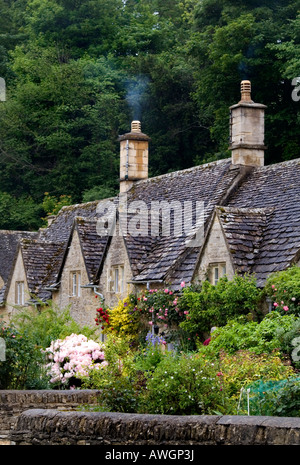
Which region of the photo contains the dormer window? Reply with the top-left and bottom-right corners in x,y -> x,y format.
209,263 -> 226,285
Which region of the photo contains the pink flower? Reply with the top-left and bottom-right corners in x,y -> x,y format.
283,306 -> 289,312
272,285 -> 275,289
181,281 -> 185,288
184,310 -> 189,315
164,288 -> 169,293
273,302 -> 278,307
149,321 -> 153,325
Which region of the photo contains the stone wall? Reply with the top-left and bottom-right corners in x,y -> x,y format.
52,228 -> 96,328
0,390 -> 99,445
10,409 -> 300,446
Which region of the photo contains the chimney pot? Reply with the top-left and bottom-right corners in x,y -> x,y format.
131,120 -> 141,133
240,80 -> 253,103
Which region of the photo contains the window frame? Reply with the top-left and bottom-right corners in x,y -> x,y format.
70,271 -> 81,297
108,265 -> 125,294
209,262 -> 227,285
15,281 -> 25,305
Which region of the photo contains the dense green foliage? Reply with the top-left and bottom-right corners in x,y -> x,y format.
0,0 -> 299,229
179,273 -> 262,335
2,266 -> 300,416
0,302 -> 97,388
264,266 -> 300,316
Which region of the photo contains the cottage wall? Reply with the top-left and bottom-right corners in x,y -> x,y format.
52,229 -> 96,327
4,249 -> 30,321
99,222 -> 134,308
195,215 -> 235,283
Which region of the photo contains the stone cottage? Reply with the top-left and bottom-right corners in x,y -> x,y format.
0,80 -> 299,328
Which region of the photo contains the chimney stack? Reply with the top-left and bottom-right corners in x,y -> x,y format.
229,80 -> 267,167
119,121 -> 150,193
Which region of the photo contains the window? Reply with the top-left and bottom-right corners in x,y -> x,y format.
108,265 -> 125,294
70,271 -> 81,297
209,263 -> 226,285
15,281 -> 25,305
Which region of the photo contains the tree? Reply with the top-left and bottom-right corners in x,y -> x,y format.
188,0 -> 300,163
0,45 -> 127,202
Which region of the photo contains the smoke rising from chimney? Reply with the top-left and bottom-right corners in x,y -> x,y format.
125,75 -> 150,121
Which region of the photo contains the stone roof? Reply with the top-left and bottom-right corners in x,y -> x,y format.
0,230 -> 38,282
217,206 -> 274,275
75,217 -> 110,283
1,156 -> 300,302
125,159 -> 243,284
226,158 -> 300,285
0,230 -> 38,304
20,239 -> 66,300
40,200 -> 100,243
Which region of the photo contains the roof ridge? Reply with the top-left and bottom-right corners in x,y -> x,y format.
258,157 -> 300,170
131,158 -> 232,186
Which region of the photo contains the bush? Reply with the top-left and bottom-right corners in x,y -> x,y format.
97,295 -> 144,345
264,266 -> 300,316
44,333 -> 107,389
81,335 -> 142,412
0,324 -> 49,389
138,287 -> 186,333
179,274 -> 262,337
12,302 -> 97,350
202,313 -> 298,357
218,350 -> 295,404
140,351 -> 231,415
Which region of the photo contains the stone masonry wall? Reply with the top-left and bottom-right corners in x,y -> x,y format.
10,409 -> 300,446
0,390 -> 99,445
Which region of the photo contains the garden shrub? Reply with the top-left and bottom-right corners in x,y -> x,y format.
96,295 -> 144,345
179,273 -> 262,337
139,287 -> 185,330
201,312 -> 298,357
0,324 -> 49,389
81,335 -> 142,412
44,333 -> 107,389
140,351 -> 231,415
264,266 -> 300,316
218,349 -> 295,404
12,302 -> 96,350
272,377 -> 300,417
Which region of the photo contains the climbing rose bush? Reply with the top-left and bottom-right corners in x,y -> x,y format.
44,333 -> 107,388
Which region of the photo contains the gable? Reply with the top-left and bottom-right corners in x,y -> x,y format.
61,228 -> 88,282
98,219 -> 133,305
195,213 -> 235,282
5,248 -> 30,309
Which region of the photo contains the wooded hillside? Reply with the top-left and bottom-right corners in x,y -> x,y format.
0,0 -> 299,230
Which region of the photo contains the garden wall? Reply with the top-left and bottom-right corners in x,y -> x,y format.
0,389 -> 100,445
10,408 -> 300,446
